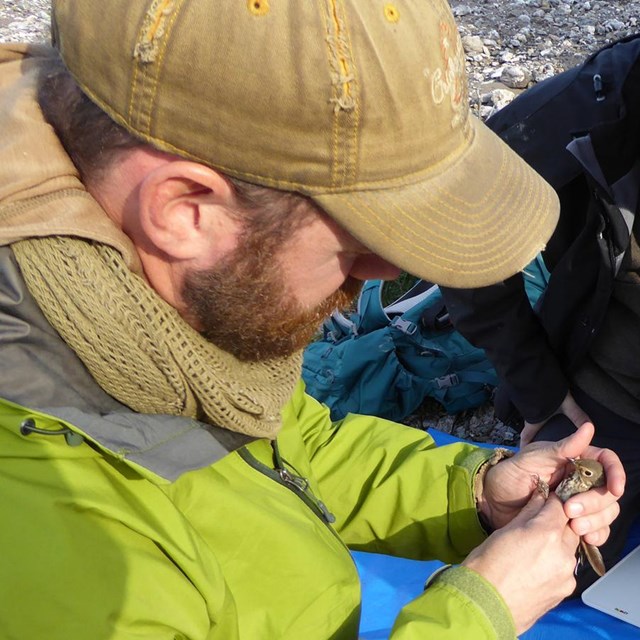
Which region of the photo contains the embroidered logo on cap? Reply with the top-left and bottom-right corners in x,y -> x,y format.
423,21 -> 467,129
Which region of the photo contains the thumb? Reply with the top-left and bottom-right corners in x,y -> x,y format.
555,421 -> 595,460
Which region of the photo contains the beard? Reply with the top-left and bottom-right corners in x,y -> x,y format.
182,237 -> 362,362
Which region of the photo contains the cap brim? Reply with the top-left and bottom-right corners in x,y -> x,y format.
314,117 -> 559,288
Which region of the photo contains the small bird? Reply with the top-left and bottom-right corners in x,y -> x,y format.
534,458 -> 606,576
555,458 -> 606,577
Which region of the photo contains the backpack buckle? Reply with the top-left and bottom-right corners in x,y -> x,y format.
391,317 -> 417,335
435,373 -> 460,389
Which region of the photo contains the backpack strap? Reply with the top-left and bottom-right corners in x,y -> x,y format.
521,253 -> 551,306
384,280 -> 438,315
389,282 -> 443,335
355,279 -> 444,336
420,300 -> 450,331
321,280 -> 388,341
322,310 -> 356,342
353,280 -> 390,334
434,368 -> 499,390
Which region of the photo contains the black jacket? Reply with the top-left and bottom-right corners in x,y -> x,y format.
441,35 -> 640,424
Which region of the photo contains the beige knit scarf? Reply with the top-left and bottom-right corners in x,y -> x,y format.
12,236 -> 302,438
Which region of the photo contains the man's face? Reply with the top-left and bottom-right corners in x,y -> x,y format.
182,202 -> 400,361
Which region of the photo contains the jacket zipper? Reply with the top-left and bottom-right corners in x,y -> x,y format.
237,444 -> 341,537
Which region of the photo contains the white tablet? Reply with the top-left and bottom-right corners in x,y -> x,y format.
582,544 -> 640,628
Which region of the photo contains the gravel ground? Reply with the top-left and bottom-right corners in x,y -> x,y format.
452,0 -> 640,119
2,0 -> 637,446
0,0 -> 50,43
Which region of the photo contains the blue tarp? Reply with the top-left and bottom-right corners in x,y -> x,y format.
355,429 -> 640,639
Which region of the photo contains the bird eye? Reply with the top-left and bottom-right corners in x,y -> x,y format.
584,469 -> 593,476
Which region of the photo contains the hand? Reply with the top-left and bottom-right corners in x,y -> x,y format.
520,391 -> 590,447
478,422 -> 625,543
464,491 -> 579,634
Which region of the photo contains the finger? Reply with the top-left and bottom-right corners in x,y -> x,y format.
521,491 -> 571,530
538,497 -> 579,549
519,434 -> 531,448
564,484 -> 621,519
538,492 -> 570,523
520,422 -> 543,448
565,496 -> 620,531
582,525 -> 610,547
554,421 -> 595,460
560,394 -> 590,428
509,487 -> 548,524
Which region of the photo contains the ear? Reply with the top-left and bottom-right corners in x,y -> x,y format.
138,161 -> 240,262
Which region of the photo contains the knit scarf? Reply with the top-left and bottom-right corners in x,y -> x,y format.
12,236 -> 302,438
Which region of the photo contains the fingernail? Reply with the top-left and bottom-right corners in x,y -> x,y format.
567,502 -> 584,517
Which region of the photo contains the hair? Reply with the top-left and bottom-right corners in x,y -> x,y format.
37,51 -> 318,230
37,54 -> 143,184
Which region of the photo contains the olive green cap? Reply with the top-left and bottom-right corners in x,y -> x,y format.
52,0 -> 558,287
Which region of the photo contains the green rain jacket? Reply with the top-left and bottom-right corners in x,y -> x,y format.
0,385 -> 516,639
0,43 -> 517,639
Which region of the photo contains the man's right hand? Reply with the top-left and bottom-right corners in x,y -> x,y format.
463,491 -> 579,635
520,391 -> 591,446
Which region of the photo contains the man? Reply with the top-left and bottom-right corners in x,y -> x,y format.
0,2 -> 624,638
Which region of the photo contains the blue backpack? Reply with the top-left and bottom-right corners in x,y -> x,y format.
302,256 -> 550,422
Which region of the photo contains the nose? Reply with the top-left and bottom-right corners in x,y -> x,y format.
349,254 -> 403,282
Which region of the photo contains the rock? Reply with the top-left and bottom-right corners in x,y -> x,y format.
452,4 -> 473,17
604,18 -> 625,31
462,34 -> 486,54
444,0 -> 640,122
478,86 -> 517,119
499,50 -> 517,63
501,64 -> 532,88
533,62 -> 557,82
488,87 -> 517,109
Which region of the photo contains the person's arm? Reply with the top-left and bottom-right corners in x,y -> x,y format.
299,390 -> 493,563
391,493 -> 574,639
297,388 -> 623,637
520,389 -> 591,445
297,388 -> 518,637
441,274 -> 568,423
390,563 -> 518,639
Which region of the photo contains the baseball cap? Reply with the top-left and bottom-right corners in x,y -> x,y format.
51,0 -> 558,288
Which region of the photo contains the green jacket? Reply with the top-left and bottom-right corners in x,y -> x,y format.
0,383 -> 515,639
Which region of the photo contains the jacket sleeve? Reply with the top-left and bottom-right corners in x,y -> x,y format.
440,275 -> 568,423
298,388 -> 493,563
390,566 -> 516,640
295,387 -> 517,638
